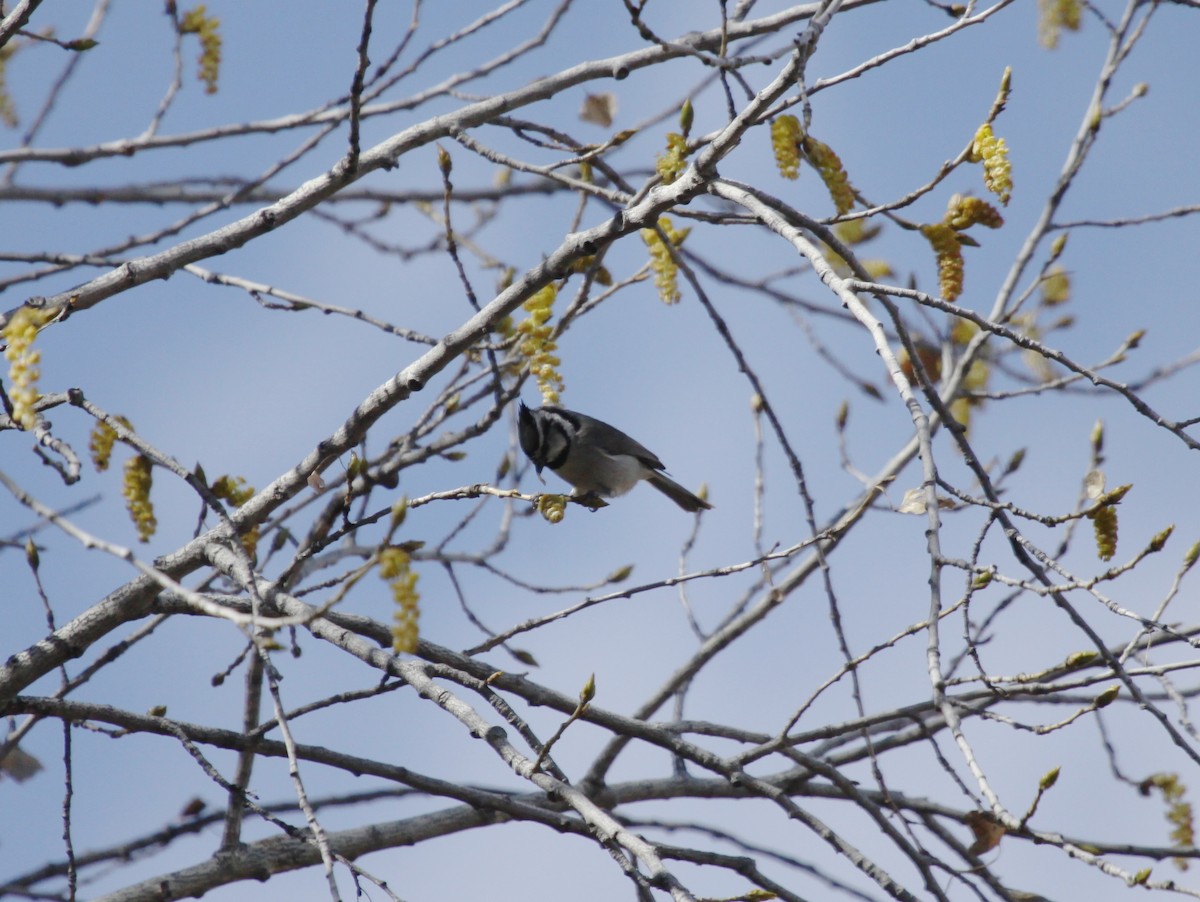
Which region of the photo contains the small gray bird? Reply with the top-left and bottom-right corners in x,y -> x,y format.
518,402 -> 712,512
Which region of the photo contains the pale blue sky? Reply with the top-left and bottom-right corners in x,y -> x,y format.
3,3 -> 1200,899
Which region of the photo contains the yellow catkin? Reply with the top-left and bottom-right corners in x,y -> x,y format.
211,474 -> 253,506
770,117 -> 856,212
655,132 -> 688,185
861,260 -> 895,279
211,474 -> 258,557
829,220 -> 891,278
2,305 -> 53,430
516,285 -> 564,405
920,223 -> 965,301
1038,0 -> 1082,49
944,194 -> 1004,230
771,115 -> 803,180
951,320 -> 980,346
641,216 -> 690,304
1088,504 -> 1118,561
179,5 -> 222,94
972,124 -> 1012,206
536,494 -> 566,524
122,454 -> 157,543
567,255 -> 613,286
0,42 -> 19,127
1145,773 -> 1195,870
802,135 -> 855,215
89,422 -> 119,471
944,359 -> 990,435
834,219 -> 881,246
948,397 -> 973,433
380,547 -> 420,654
88,415 -> 133,471
1041,266 -> 1071,305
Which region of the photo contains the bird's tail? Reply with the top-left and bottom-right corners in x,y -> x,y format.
647,473 -> 712,512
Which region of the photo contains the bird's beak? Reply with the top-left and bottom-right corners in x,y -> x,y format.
534,465 -> 546,483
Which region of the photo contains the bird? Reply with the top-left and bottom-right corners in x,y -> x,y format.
517,402 -> 712,512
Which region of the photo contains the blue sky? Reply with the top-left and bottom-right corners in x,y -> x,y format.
3,2 -> 1200,899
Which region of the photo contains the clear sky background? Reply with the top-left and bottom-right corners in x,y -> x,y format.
3,2 -> 1200,900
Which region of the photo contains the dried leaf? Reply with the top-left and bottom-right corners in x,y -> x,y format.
179,797 -> 207,818
580,92 -> 617,127
0,745 -> 43,782
510,648 -> 539,667
966,810 -> 1006,855
897,487 -> 960,515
